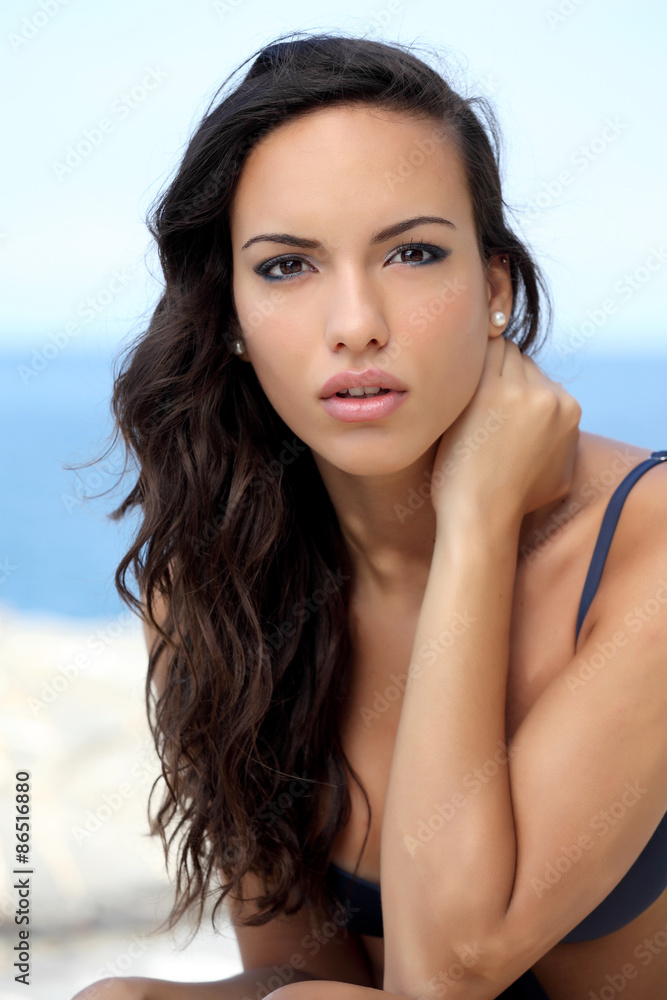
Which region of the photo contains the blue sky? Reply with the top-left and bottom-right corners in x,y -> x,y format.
1,0 -> 665,358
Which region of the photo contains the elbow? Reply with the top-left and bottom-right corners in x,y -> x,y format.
432,937 -> 501,998
384,939 -> 494,1000
410,926 -> 540,1000
384,896 -> 543,998
448,921 -> 544,994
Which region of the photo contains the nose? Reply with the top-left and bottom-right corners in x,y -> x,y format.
323,265 -> 390,355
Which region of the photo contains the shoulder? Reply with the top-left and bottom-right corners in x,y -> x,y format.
580,435 -> 667,643
595,437 -> 667,557
568,431 -> 666,540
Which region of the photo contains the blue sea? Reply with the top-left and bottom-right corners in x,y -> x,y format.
1,343 -> 666,620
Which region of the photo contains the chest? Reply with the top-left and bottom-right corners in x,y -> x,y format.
329,533 -> 589,882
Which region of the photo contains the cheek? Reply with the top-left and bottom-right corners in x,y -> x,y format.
398,266 -> 476,357
234,314 -> 310,429
400,275 -> 483,380
235,272 -> 316,365
244,343 -> 296,418
404,289 -> 487,432
234,277 -> 287,348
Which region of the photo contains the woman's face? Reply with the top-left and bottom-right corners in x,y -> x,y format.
230,103 -> 511,476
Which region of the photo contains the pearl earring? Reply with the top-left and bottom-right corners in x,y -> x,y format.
491,311 -> 506,327
232,339 -> 245,355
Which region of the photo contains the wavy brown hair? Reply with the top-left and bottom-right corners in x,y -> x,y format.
87,29 -> 553,942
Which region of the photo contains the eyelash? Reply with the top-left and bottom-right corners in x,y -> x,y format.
254,241 -> 449,282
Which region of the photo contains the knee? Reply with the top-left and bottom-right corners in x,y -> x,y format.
265,985 -> 310,1000
70,978 -> 145,1000
265,983 -> 368,1000
266,985 -> 320,1000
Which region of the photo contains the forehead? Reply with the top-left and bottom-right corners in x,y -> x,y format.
229,104 -> 473,235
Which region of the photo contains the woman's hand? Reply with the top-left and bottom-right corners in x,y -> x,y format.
429,335 -> 581,525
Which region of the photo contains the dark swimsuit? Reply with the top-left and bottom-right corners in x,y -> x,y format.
322,450 -> 667,1000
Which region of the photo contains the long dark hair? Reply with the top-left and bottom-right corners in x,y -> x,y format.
87,29 -> 553,941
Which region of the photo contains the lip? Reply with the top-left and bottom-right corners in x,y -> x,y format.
319,367 -> 407,398
321,389 -> 408,423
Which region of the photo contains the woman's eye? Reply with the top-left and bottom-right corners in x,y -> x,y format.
256,257 -> 315,281
387,244 -> 445,266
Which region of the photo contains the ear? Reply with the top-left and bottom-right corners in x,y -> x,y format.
486,254 -> 513,338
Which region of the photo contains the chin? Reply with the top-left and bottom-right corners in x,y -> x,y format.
314,440 -> 429,479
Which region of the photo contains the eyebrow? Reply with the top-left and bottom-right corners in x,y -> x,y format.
240,215 -> 457,252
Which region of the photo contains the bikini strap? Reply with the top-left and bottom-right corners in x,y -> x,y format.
575,450 -> 667,643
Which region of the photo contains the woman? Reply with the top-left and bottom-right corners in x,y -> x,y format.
72,32 -> 667,1000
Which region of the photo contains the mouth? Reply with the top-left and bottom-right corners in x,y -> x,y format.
333,387 -> 393,399
319,367 -> 408,399
320,387 -> 408,423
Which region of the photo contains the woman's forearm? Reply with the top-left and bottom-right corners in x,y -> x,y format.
381,509 -> 523,999
142,968 -> 321,1000
74,968 -> 322,1000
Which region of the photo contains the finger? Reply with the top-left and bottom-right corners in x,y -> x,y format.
522,354 -> 567,392
523,361 -> 580,418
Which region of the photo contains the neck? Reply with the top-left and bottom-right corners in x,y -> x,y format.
311,436 -> 587,604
